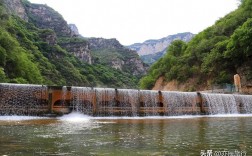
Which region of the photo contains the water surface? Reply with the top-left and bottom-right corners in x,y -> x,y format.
0,113 -> 251,155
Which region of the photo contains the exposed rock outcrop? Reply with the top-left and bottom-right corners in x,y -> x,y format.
124,52 -> 146,75
128,32 -> 194,56
88,38 -> 147,75
88,38 -> 124,50
237,62 -> 252,93
0,0 -> 143,88
59,39 -> 92,64
3,0 -> 28,21
22,1 -> 92,64
69,24 -> 80,37
24,2 -> 72,37
109,58 -> 125,70
128,32 -> 194,64
39,29 -> 57,45
152,77 -> 207,92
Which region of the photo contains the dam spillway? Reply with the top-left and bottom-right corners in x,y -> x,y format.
0,83 -> 252,116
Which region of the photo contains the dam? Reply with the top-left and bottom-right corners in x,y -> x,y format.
1,83 -> 252,155
1,83 -> 252,116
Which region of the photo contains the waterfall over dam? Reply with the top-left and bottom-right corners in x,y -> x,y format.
0,83 -> 252,116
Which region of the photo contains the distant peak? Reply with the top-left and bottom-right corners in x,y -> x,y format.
127,32 -> 195,57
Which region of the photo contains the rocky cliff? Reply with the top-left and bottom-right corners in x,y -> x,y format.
128,32 -> 194,64
88,38 -> 147,75
23,2 -> 72,37
59,38 -> 92,64
3,0 -> 28,21
88,38 -> 124,50
23,1 -> 146,71
22,1 -> 92,64
0,0 -> 144,88
68,24 -> 80,37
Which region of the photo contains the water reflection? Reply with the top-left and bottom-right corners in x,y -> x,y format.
0,115 -> 252,155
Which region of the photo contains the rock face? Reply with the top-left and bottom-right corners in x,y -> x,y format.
39,30 -> 57,45
69,24 -> 80,37
125,56 -> 146,75
3,0 -> 28,21
128,32 -> 194,56
88,38 -> 124,50
152,76 -> 207,92
88,38 -> 147,75
237,62 -> 252,93
24,3 -> 72,37
127,32 -> 194,64
21,1 -> 92,64
0,0 -> 144,88
4,0 -> 146,74
59,39 -> 92,64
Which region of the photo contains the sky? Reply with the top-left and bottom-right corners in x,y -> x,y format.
28,0 -> 239,45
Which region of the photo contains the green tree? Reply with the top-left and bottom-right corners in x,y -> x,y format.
0,67 -> 6,82
225,18 -> 252,65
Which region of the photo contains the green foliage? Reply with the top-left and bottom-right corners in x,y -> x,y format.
0,46 -> 6,66
0,0 -> 146,88
0,29 -> 18,51
0,5 -> 140,88
140,40 -> 187,89
58,37 -> 88,44
140,51 -> 164,65
9,77 -> 28,84
0,67 -> 6,82
139,76 -> 156,89
141,0 -> 252,89
225,18 -> 252,65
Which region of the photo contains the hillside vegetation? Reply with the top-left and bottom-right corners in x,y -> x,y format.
0,0 -> 140,88
140,0 -> 252,90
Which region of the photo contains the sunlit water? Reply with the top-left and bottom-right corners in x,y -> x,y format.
0,113 -> 252,155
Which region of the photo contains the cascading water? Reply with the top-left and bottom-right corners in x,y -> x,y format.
234,94 -> 252,114
0,83 -> 48,115
162,91 -> 199,115
139,90 -> 159,116
60,86 -> 67,106
116,89 -> 139,116
1,83 -> 252,117
95,88 -> 116,116
201,93 -> 238,114
70,87 -> 95,115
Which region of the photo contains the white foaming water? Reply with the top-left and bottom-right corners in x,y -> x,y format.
0,116 -> 47,121
58,112 -> 91,122
92,115 -> 204,120
92,114 -> 252,120
201,93 -> 238,114
140,90 -> 159,116
205,114 -> 252,118
0,83 -> 48,116
117,89 -> 139,116
71,87 -> 94,114
162,91 -> 198,115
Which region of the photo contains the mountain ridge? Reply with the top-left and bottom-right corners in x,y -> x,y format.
127,32 -> 194,64
128,32 -> 194,56
89,37 -> 147,75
